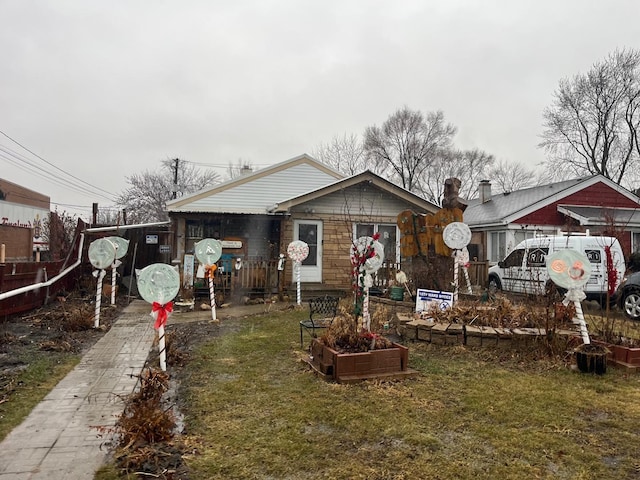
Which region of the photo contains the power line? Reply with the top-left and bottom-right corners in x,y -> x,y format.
0,129 -> 116,201
0,147 -> 113,201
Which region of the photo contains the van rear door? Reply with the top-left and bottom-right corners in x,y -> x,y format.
500,248 -> 526,293
522,246 -> 549,295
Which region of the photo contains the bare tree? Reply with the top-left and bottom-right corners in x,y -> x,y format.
226,158 -> 255,180
420,148 -> 495,205
364,107 -> 457,192
540,48 -> 640,187
43,209 -> 78,261
312,133 -> 368,175
116,159 -> 219,223
488,159 -> 540,194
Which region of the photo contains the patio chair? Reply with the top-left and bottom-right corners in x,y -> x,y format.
300,295 -> 339,348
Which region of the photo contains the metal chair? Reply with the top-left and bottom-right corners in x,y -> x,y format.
299,295 -> 339,348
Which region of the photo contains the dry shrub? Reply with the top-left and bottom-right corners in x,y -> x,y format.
108,368 -> 182,476
319,303 -> 394,353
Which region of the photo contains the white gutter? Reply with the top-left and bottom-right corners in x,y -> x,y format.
0,233 -> 85,302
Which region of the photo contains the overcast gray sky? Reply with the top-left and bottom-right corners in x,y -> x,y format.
1,0 -> 638,220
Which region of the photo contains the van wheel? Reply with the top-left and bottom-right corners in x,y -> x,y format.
622,290 -> 640,320
488,276 -> 501,293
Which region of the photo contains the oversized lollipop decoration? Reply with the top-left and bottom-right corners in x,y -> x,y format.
136,263 -> 180,371
105,236 -> 130,306
443,222 -> 472,303
350,235 -> 384,331
547,249 -> 592,344
287,240 -> 309,305
88,238 -> 116,328
194,238 -> 223,321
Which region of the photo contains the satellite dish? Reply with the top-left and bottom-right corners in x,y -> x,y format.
194,238 -> 223,266
546,249 -> 592,290
88,238 -> 116,270
350,236 -> 385,274
136,263 -> 181,305
106,236 -> 130,260
443,222 -> 472,250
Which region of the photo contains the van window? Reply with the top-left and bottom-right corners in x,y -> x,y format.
503,249 -> 524,267
585,249 -> 601,263
526,247 -> 548,267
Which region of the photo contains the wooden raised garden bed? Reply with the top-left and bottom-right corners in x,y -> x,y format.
306,339 -> 418,384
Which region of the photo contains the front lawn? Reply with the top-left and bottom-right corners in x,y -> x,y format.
177,309 -> 640,480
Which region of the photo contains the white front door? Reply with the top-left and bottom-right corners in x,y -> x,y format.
294,220 -> 322,283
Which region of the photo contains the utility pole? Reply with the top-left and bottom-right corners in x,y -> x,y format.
172,158 -> 179,199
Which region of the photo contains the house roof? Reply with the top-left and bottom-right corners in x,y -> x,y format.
463,175 -> 640,227
269,170 -> 440,214
166,154 -> 343,214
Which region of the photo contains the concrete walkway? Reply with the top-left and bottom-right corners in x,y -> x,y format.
0,300 -> 156,480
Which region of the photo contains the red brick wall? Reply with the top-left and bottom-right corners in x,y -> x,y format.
0,225 -> 33,260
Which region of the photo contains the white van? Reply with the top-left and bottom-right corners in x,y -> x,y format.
488,235 -> 625,303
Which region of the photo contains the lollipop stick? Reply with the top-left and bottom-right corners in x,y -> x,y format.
453,251 -> 459,304
111,263 -> 117,305
94,269 -> 106,328
363,286 -> 370,331
296,261 -> 301,305
209,273 -> 217,321
158,325 -> 167,371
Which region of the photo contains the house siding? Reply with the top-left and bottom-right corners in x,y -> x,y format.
297,183 -> 417,217
171,164 -> 341,213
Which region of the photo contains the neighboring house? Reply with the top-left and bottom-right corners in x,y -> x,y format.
166,154 -> 439,296
463,175 -> 640,265
0,178 -> 49,261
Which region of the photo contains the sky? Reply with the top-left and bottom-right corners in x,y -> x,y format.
1,0 -> 639,221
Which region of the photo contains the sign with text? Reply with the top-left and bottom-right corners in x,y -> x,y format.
146,234 -> 158,244
415,288 -> 454,312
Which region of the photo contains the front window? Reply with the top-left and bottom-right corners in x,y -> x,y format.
633,232 -> 640,252
490,231 -> 506,263
354,223 -> 399,263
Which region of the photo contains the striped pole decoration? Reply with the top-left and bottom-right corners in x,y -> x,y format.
296,261 -> 301,305
110,263 -> 117,305
94,269 -> 106,328
208,265 -> 218,321
158,326 -> 167,371
453,251 -> 459,304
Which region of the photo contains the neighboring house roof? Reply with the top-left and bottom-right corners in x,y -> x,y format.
464,175 -> 640,228
166,154 -> 343,214
269,170 -> 440,214
557,205 -> 640,228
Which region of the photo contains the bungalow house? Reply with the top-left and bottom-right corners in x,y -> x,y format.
166,154 -> 439,298
463,175 -> 640,266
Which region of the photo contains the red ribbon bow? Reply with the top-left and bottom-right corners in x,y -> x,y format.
152,301 -> 173,329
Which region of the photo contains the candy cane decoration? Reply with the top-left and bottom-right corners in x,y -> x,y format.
94,269 -> 106,328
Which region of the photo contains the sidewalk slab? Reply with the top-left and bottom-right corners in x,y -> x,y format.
0,301 -> 156,480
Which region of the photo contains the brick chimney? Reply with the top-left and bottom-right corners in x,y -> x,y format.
479,180 -> 492,203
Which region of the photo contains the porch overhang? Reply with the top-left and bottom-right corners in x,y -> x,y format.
557,205 -> 640,228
